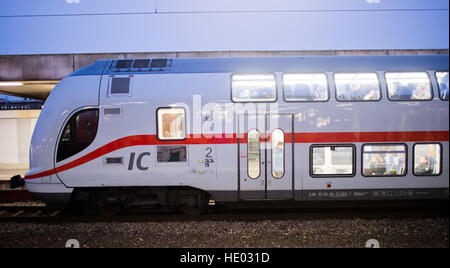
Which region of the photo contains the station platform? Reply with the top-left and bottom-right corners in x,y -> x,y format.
0,169 -> 27,182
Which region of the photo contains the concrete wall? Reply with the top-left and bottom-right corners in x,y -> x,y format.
0,0 -> 448,55
1,49 -> 449,82
0,110 -> 40,169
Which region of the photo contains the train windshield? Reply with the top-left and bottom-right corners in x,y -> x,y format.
57,109 -> 99,162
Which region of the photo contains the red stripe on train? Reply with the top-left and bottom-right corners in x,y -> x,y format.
24,131 -> 448,180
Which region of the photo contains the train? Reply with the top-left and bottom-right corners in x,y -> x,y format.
10,55 -> 449,215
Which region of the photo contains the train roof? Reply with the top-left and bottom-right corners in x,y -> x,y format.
70,55 -> 449,77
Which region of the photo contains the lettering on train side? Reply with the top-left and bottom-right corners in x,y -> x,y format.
128,152 -> 151,171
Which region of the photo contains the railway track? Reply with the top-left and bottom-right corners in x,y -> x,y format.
0,206 -> 62,219
0,200 -> 448,222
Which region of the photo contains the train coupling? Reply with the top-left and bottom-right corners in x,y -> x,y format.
10,175 -> 25,189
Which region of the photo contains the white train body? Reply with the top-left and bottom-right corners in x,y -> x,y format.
21,56 -> 449,209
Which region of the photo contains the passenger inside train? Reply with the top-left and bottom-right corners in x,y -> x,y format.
335,73 -> 380,101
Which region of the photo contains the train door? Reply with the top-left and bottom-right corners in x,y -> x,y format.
238,114 -> 293,200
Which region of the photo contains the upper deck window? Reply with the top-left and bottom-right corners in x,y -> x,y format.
157,108 -> 186,140
232,74 -> 276,102
283,73 -> 328,102
386,72 -> 432,101
335,73 -> 381,101
436,72 -> 449,100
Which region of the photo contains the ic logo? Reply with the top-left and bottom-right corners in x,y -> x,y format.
366,0 -> 381,4
66,0 -> 80,4
128,152 -> 151,171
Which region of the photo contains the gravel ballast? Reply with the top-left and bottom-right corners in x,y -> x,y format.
0,217 -> 448,248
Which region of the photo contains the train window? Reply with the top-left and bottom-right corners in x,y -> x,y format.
271,129 -> 285,179
335,73 -> 381,101
110,77 -> 131,95
57,109 -> 99,162
151,59 -> 168,68
157,108 -> 186,140
386,72 -> 432,101
232,74 -> 276,102
248,129 -> 261,179
132,59 -> 150,69
413,144 -> 442,176
311,145 -> 355,177
115,60 -> 133,69
283,73 -> 328,102
436,72 -> 449,100
157,146 -> 187,163
362,144 -> 407,177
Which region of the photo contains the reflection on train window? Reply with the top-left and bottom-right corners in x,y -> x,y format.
157,146 -> 187,163
386,72 -> 432,101
283,73 -> 328,102
436,72 -> 449,100
362,144 -> 407,176
57,109 -> 99,162
232,74 -> 276,102
413,144 -> 441,176
311,146 -> 354,176
271,129 -> 285,179
157,108 -> 186,140
248,129 -> 261,179
335,73 -> 381,101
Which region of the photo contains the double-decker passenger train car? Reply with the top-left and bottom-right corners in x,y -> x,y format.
10,55 -> 449,214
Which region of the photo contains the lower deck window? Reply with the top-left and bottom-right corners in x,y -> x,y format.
362,144 -> 407,176
157,146 -> 187,163
311,145 -> 355,177
414,144 -> 442,176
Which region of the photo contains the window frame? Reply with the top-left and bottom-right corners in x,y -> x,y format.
282,73 -> 330,103
385,71 -> 433,102
333,72 -> 382,102
412,142 -> 443,177
271,129 -> 285,179
435,71 -> 449,101
361,143 -> 408,178
309,144 -> 356,178
230,73 -> 278,103
247,128 -> 262,180
156,107 -> 187,141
